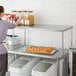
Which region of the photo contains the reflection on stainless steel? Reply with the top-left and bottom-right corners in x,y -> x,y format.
8,44 -> 25,51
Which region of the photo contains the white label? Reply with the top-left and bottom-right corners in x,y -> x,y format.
10,20 -> 13,23
13,20 -> 15,23
25,20 -> 29,25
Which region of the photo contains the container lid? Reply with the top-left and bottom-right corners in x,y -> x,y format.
17,11 -> 22,12
28,11 -> 33,13
7,35 -> 18,37
8,16 -> 16,19
8,17 -> 12,19
12,10 -> 17,12
10,58 -> 29,69
12,17 -> 16,19
33,61 -> 52,72
4,13 -> 10,16
23,11 -> 27,12
10,14 -> 16,16
9,14 -> 16,19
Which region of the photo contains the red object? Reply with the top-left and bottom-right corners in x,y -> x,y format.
17,11 -> 22,12
12,17 -> 16,19
10,14 -> 15,17
12,10 -> 17,12
4,13 -> 10,16
9,14 -> 16,19
9,16 -> 16,19
9,17 -> 12,19
28,11 -> 33,13
23,11 -> 27,12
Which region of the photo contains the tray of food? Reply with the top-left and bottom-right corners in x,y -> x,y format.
24,46 -> 58,55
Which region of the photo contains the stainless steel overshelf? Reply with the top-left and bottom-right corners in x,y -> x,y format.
15,24 -> 73,49
7,46 -> 68,59
16,24 -> 73,32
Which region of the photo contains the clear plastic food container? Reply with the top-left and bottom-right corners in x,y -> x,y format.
9,56 -> 41,76
32,59 -> 57,76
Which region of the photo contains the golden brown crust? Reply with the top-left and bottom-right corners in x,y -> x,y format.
25,46 -> 54,54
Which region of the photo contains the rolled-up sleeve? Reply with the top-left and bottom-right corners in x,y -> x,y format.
4,21 -> 16,29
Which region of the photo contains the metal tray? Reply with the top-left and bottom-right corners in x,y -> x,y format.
24,46 -> 58,55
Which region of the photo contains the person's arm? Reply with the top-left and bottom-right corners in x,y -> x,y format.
15,17 -> 21,26
15,15 -> 24,26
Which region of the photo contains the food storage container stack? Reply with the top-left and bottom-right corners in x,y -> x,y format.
15,11 -> 21,23
8,54 -> 15,66
9,56 -> 42,76
17,11 -> 24,25
7,35 -> 19,50
7,35 -> 18,45
11,10 -> 17,23
3,13 -> 10,21
9,15 -> 16,23
8,11 -> 16,23
32,59 -> 57,76
22,11 -> 27,25
29,11 -> 34,26
6,54 -> 15,76
24,11 -> 29,25
24,11 -> 34,26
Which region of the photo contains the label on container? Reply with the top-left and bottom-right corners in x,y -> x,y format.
10,20 -> 13,23
25,20 -> 29,25
13,20 -> 15,23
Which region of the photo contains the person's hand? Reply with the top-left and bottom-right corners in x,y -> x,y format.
15,15 -> 25,26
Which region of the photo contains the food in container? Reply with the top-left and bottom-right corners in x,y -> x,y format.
24,11 -> 34,26
9,14 -> 16,23
3,13 -> 10,21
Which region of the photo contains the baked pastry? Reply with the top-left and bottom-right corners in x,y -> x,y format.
25,46 -> 54,54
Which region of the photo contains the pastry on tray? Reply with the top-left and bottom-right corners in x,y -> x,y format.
25,46 -> 54,54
